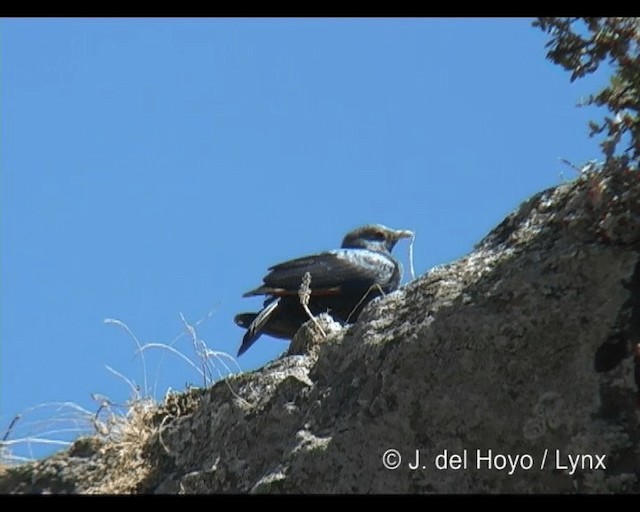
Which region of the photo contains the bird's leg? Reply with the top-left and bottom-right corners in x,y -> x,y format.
346,283 -> 386,324
298,272 -> 327,338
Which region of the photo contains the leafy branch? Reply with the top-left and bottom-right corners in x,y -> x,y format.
534,17 -> 640,168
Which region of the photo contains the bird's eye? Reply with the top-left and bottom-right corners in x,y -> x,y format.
371,231 -> 386,241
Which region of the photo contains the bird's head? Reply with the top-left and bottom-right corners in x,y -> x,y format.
341,224 -> 413,253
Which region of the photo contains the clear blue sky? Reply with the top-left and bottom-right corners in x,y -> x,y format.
1,18 -> 604,460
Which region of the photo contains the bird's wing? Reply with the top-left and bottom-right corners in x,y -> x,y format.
243,249 -> 396,297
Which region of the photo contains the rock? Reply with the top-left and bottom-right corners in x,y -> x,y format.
1,164 -> 639,493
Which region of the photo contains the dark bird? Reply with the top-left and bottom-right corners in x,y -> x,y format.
235,224 -> 413,357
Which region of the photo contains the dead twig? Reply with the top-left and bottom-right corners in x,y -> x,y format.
299,272 -> 326,337
2,415 -> 22,443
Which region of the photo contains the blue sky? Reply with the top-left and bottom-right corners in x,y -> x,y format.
1,18 -> 604,460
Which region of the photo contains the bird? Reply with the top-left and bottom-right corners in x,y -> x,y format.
235,224 -> 413,357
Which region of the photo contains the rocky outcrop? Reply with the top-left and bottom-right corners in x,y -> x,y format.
1,164 -> 639,493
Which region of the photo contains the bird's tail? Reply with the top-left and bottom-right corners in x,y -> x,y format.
234,313 -> 258,330
234,298 -> 280,356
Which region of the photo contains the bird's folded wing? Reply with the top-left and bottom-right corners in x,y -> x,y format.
243,249 -> 395,297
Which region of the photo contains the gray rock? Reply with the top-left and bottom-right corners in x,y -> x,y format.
1,163 -> 639,493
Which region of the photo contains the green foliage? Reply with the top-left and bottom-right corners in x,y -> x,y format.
534,17 -> 640,168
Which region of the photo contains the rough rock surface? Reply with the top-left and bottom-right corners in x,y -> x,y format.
1,164 -> 639,493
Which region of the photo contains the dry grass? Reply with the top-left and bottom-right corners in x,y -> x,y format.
82,385 -> 206,493
0,309 -> 237,491
88,397 -> 158,494
0,402 -> 99,466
